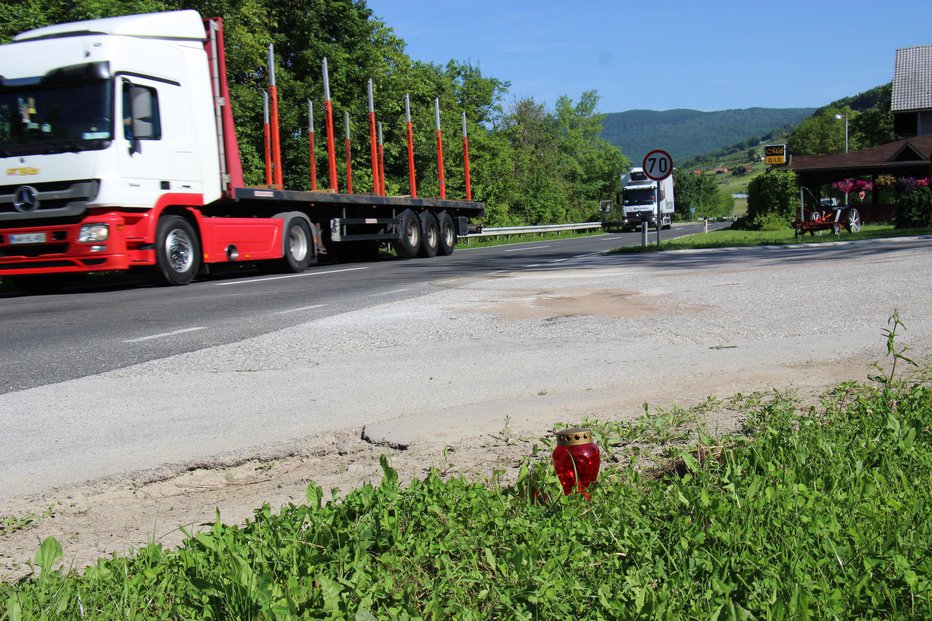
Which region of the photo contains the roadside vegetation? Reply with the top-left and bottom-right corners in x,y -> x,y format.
2,317 -> 929,619
613,224 -> 932,253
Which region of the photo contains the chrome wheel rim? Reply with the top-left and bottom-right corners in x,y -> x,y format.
165,229 -> 194,273
289,225 -> 309,261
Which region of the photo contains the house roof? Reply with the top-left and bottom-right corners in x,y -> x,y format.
787,133 -> 932,174
892,45 -> 932,113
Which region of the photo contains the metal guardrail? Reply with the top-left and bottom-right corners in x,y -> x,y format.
465,222 -> 603,241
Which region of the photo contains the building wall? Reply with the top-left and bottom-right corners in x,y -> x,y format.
919,110 -> 932,136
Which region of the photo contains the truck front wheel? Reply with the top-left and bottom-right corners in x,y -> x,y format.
154,215 -> 201,285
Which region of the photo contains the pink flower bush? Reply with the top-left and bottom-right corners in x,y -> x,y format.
832,178 -> 874,193
832,179 -> 855,193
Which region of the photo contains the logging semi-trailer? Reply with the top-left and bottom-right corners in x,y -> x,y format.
0,10 -> 483,291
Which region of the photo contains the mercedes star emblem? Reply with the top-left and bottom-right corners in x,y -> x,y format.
12,186 -> 39,213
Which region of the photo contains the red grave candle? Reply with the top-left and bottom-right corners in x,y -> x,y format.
552,427 -> 600,498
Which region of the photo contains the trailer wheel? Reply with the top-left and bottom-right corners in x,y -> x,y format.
154,215 -> 200,285
392,209 -> 420,258
437,212 -> 456,256
419,212 -> 439,258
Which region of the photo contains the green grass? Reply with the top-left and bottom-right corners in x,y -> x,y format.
614,224 -> 932,253
2,360 -> 929,618
456,228 -> 605,249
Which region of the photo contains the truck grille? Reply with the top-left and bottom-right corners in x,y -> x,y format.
0,180 -> 98,222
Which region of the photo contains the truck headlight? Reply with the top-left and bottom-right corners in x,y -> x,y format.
78,223 -> 110,243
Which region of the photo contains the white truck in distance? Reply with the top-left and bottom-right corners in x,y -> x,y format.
603,167 -> 674,231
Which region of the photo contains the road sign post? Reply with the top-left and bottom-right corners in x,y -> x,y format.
642,149 -> 673,247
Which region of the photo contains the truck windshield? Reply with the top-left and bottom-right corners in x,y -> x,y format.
623,188 -> 656,206
0,74 -> 112,156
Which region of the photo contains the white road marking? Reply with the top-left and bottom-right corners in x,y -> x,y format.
273,304 -> 328,315
124,327 -> 206,344
214,266 -> 368,286
371,288 -> 411,296
504,245 -> 550,252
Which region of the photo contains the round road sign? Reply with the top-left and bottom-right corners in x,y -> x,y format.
642,149 -> 674,181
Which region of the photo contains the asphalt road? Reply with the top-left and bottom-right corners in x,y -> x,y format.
0,224 -> 717,394
4,228 -> 929,500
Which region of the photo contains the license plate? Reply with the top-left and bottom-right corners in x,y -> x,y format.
9,232 -> 47,245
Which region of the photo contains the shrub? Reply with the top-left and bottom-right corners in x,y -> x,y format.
745,170 -> 800,230
894,186 -> 932,228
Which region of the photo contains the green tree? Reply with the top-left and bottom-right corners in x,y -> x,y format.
745,170 -> 800,229
787,107 -> 856,156
851,83 -> 893,147
553,91 -> 629,221
0,0 -> 171,42
674,172 -> 731,220
500,98 -> 566,224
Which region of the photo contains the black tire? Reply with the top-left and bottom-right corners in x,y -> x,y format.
437,212 -> 456,256
419,212 -> 439,258
154,215 -> 200,285
267,217 -> 314,273
392,209 -> 420,258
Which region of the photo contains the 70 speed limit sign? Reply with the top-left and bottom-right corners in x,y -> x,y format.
642,149 -> 674,181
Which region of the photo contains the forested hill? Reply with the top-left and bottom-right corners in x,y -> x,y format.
601,108 -> 815,164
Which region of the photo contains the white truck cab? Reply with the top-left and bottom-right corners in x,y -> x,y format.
1,10 -> 221,217
618,167 -> 674,230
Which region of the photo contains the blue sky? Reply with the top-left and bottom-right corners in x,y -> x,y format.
366,0 -> 932,113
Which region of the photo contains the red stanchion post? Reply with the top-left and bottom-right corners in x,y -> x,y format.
462,112 -> 472,201
344,111 -> 353,194
267,44 -> 283,188
308,100 -> 317,191
378,121 -> 386,196
405,94 -> 417,197
367,79 -> 381,196
322,58 -> 338,192
262,91 -> 272,186
434,98 -> 446,199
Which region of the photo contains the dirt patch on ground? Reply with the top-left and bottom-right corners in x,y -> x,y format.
470,288 -> 663,320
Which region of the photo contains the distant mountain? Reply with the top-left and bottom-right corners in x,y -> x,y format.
601,108 -> 815,165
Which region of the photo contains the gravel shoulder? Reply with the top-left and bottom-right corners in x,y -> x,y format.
2,237 -> 931,580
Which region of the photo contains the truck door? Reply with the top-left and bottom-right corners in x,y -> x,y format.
116,77 -> 177,207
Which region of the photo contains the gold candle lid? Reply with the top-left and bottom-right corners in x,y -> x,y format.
555,427 -> 593,446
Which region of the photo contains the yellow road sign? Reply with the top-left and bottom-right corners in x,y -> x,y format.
765,144 -> 787,165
